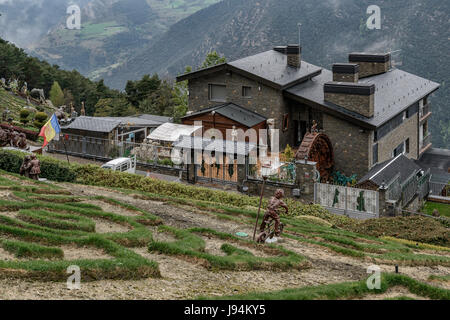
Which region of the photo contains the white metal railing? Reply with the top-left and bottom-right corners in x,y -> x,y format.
429,182 -> 450,200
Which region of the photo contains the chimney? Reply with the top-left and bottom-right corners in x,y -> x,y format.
332,63 -> 359,83
287,44 -> 301,68
274,45 -> 301,68
273,45 -> 287,54
348,53 -> 391,78
324,82 -> 375,118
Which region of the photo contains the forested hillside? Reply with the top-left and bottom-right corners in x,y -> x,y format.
0,38 -> 119,115
103,0 -> 449,148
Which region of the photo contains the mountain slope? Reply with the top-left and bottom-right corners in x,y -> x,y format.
102,0 -> 449,148
29,0 -> 221,78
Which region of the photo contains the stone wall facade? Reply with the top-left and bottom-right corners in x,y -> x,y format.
377,113 -> 419,163
322,113 -> 371,179
355,61 -> 390,78
324,92 -> 374,118
333,73 -> 358,83
188,71 -> 292,148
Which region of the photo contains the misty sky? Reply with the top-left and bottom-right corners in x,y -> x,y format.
0,0 -> 90,47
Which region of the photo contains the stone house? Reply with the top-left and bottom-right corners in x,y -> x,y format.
177,45 -> 440,179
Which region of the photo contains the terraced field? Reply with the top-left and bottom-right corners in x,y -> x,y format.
0,171 -> 448,300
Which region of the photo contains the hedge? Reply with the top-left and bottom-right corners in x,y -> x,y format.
0,149 -> 77,182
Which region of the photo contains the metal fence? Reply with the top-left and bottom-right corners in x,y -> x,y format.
48,133 -> 185,169
314,183 -> 379,219
429,181 -> 450,200
247,157 -> 297,185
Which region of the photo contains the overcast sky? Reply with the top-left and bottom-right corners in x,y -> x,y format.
0,0 -> 90,47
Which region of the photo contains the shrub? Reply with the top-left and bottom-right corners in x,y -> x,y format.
19,109 -> 31,125
0,150 -> 77,182
34,112 -> 48,129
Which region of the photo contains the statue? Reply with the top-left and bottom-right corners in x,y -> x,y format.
55,106 -> 66,121
80,101 -> 86,116
2,108 -> 10,122
20,82 -> 28,95
8,79 -> 18,92
0,127 -> 9,147
70,103 -> 78,119
0,127 -> 28,149
311,120 -> 318,133
19,155 -> 32,178
30,88 -> 46,104
17,133 -> 27,149
259,189 -> 288,237
27,154 -> 41,180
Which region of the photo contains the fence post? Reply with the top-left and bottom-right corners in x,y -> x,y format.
344,187 -> 348,216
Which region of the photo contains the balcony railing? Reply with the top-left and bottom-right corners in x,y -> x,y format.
420,133 -> 432,151
419,103 -> 431,121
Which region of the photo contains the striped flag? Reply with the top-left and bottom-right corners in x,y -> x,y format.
39,114 -> 61,147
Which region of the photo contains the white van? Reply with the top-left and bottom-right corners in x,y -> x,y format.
101,156 -> 136,174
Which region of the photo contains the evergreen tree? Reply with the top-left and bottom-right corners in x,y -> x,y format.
49,81 -> 65,107
201,51 -> 226,69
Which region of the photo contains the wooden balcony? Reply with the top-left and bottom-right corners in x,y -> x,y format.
419,103 -> 431,123
419,133 -> 432,155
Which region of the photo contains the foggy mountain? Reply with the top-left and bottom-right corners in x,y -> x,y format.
0,0 -> 91,47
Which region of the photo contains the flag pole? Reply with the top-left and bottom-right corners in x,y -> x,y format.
61,135 -> 70,165
56,116 -> 70,165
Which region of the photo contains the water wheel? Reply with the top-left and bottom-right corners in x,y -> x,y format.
295,132 -> 334,182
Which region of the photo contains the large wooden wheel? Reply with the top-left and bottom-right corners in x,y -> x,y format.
295,132 -> 334,182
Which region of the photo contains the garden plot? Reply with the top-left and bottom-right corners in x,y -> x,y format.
0,170 -> 449,299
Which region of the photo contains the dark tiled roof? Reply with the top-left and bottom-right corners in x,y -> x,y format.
228,50 -> 322,89
415,148 -> 450,184
177,50 -> 322,89
178,48 -> 439,129
62,115 -> 168,133
286,68 -> 440,128
183,103 -> 266,127
138,114 -> 173,123
63,116 -> 121,133
358,154 -> 422,186
95,116 -> 165,127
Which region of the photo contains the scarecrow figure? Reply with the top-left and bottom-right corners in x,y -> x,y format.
259,189 -> 288,237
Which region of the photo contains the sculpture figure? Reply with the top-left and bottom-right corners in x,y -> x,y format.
2,108 -> 10,122
0,127 -> 9,147
19,155 -> 32,178
17,133 -> 27,149
27,154 -> 41,180
311,120 -> 318,133
259,189 -> 288,237
30,88 -> 46,104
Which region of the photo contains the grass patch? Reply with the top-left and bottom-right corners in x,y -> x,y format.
1,239 -> 63,259
422,201 -> 450,217
149,225 -> 309,271
201,273 -> 450,300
